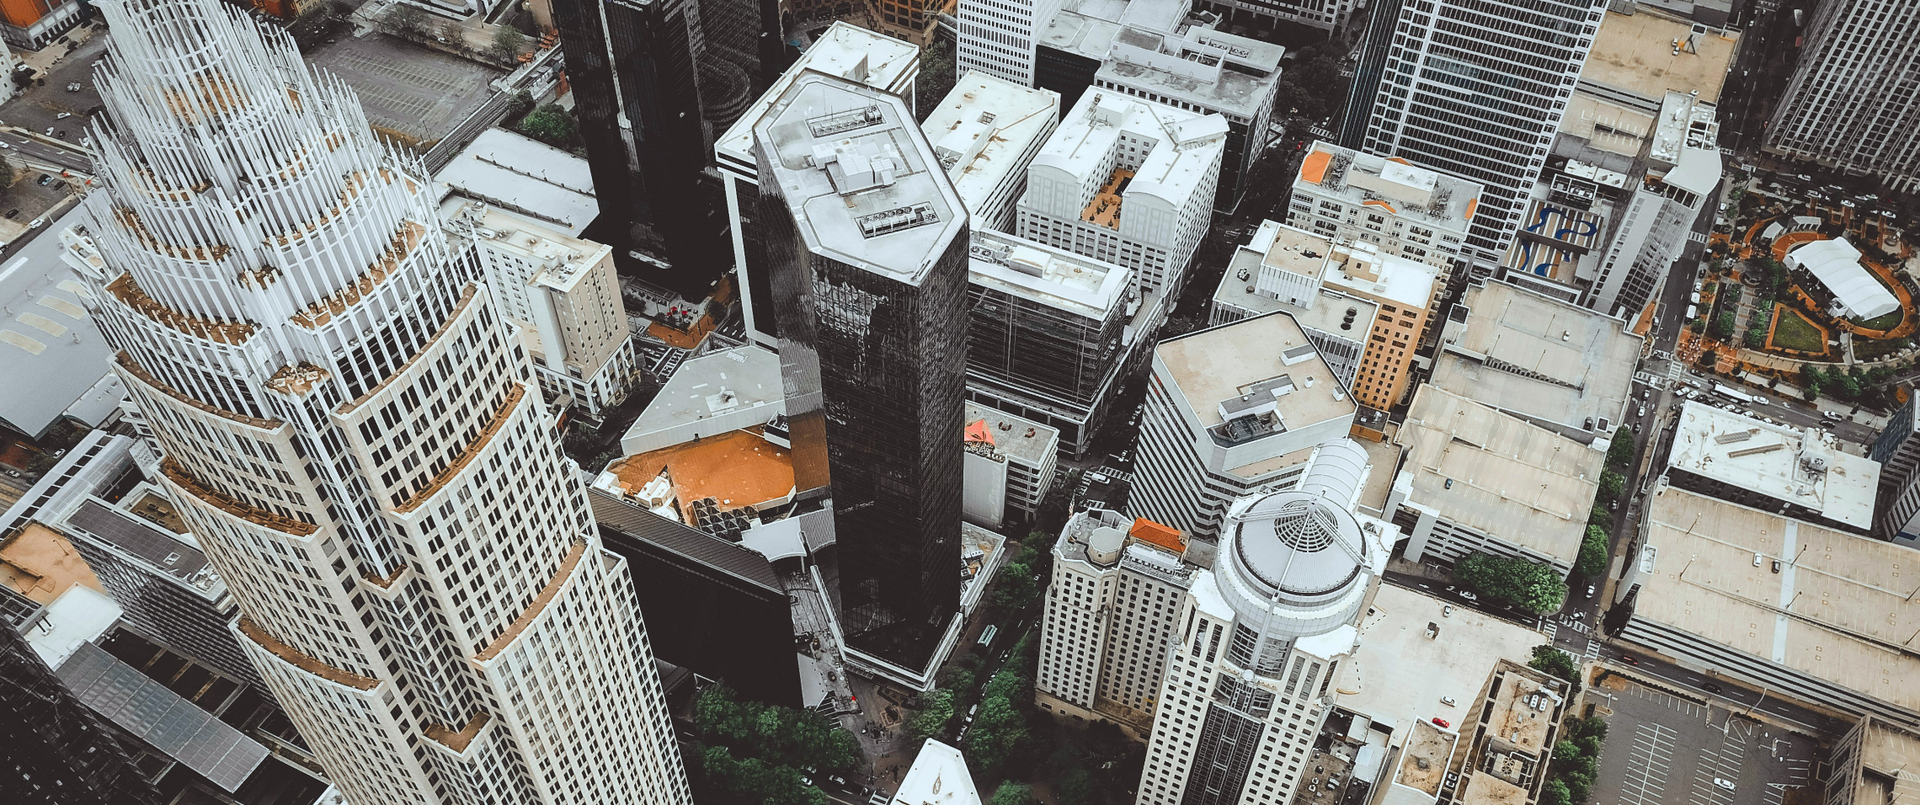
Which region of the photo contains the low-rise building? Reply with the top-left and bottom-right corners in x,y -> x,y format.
1287,142 -> 1481,287
1447,661 -> 1569,805
1824,716 -> 1920,805
923,72 -> 1061,234
1663,400 -> 1879,535
1431,279 -> 1640,445
1016,88 -> 1226,299
1388,386 -> 1603,576
962,403 -> 1060,531
446,200 -> 637,420
1211,223 -> 1379,389
0,0 -> 84,49
1128,312 -> 1359,540
1619,486 -> 1920,726
619,345 -> 785,458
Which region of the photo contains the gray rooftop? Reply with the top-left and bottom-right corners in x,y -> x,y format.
57,641 -> 269,792
1096,26 -> 1280,120
434,128 -> 597,236
588,488 -> 782,592
965,402 -> 1060,467
5,205 -> 118,439
1431,280 -> 1640,441
753,73 -> 967,284
64,498 -> 216,594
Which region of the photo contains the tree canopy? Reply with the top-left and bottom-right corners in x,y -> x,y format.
1576,525 -> 1609,578
515,104 -> 578,149
1455,553 -> 1568,615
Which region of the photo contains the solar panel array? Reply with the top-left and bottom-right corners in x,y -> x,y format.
55,641 -> 269,792
67,498 -> 210,582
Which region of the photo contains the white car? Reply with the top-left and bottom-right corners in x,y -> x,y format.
1822,411 -> 1844,421
1713,778 -> 1735,791
27,218 -> 44,229
54,112 -> 71,120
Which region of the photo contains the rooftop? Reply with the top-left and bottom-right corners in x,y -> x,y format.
1578,8 -> 1739,106
624,344 -> 783,442
892,739 -> 983,805
1787,237 -> 1900,321
23,585 -> 120,670
447,201 -> 614,294
1216,224 -> 1382,338
1844,718 -> 1920,805
1395,386 -> 1602,567
1325,243 -> 1440,310
1295,142 -> 1482,231
1031,90 -> 1227,213
434,128 -> 596,236
607,429 -> 796,522
64,497 -> 219,595
588,488 -> 783,593
968,229 -> 1131,320
755,73 -> 966,284
1394,720 -> 1458,795
1097,25 -> 1281,119
1431,280 -> 1640,439
9,206 -> 119,440
1481,664 -> 1560,755
1633,487 -> 1920,716
922,72 -> 1060,214
964,402 -> 1060,467
1156,311 -> 1356,432
58,640 -> 269,792
1,522 -> 104,604
716,21 -> 921,171
1665,400 -> 1879,531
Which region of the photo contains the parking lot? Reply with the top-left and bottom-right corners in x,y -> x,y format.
1593,676 -> 1817,805
1,26 -> 109,144
304,33 -> 502,146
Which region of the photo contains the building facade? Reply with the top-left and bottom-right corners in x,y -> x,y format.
755,73 -> 972,688
1136,470 -> 1390,805
956,0 -> 1063,86
0,0 -> 84,49
447,202 -> 638,421
1034,508 -> 1196,740
63,2 -> 691,803
1764,0 -> 1920,193
1286,141 -> 1480,287
924,72 -> 1061,233
1584,92 -> 1720,320
1351,0 -> 1608,263
552,0 -> 726,300
1872,390 -> 1920,542
1017,90 -> 1226,299
1,622 -> 164,805
962,402 -> 1060,531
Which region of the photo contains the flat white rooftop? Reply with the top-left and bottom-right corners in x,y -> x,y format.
1032,90 -> 1227,213
1666,400 -> 1878,530
923,72 -> 1059,216
968,229 -> 1130,320
1157,311 -> 1355,431
623,345 -> 784,442
435,128 -> 596,236
1295,141 -> 1482,232
1326,243 -> 1441,310
892,739 -> 982,805
1432,280 -> 1641,438
965,401 -> 1059,467
1787,237 -> 1899,321
1097,26 -> 1281,119
716,21 -> 920,174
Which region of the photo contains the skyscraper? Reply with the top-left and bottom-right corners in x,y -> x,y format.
1352,0 -> 1607,263
755,73 -> 972,686
66,2 -> 691,803
552,0 -> 725,300
1,623 -> 162,805
1764,0 -> 1920,193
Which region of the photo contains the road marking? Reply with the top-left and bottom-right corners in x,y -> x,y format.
1621,723 -> 1678,805
0,256 -> 26,285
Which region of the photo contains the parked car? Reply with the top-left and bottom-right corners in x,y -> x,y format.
4,209 -> 18,219
54,112 -> 71,120
1823,411 -> 1844,421
1440,696 -> 1457,706
1713,778 -> 1735,791
1620,654 -> 1639,666
1703,682 -> 1723,694
1586,585 -> 1596,597
36,174 -> 51,186
27,217 -> 44,228
1431,717 -> 1451,728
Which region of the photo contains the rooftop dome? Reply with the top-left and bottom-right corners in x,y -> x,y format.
1230,491 -> 1368,599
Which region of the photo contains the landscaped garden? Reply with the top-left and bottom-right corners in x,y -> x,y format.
1768,306 -> 1828,353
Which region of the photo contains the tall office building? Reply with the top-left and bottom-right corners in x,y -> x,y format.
1136,461 -> 1390,805
1,623 -> 163,805
755,73 -> 973,686
1765,0 -> 1920,193
693,0 -> 785,128
957,0 -> 1064,86
66,2 -> 691,803
1352,0 -> 1607,263
552,0 -> 725,300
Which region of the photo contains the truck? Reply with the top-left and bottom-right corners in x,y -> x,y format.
1714,383 -> 1756,404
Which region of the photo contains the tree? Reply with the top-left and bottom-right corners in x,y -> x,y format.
915,38 -> 956,121
1598,470 -> 1626,502
491,25 -> 527,62
387,4 -> 428,39
516,103 -> 577,148
1454,553 -> 1568,615
1576,525 -> 1609,578
1711,311 -> 1736,340
1056,768 -> 1096,805
1540,779 -> 1572,805
1529,644 -> 1580,688
506,89 -> 535,122
990,781 -> 1035,805
1605,426 -> 1634,468
0,151 -> 15,189
906,689 -> 955,741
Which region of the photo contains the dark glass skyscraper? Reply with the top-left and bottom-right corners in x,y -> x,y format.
1,625 -> 162,805
554,0 -> 725,300
754,73 -> 971,682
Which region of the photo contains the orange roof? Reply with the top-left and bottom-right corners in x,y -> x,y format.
609,430 -> 795,516
1130,518 -> 1186,554
1387,157 -> 1411,165
1362,198 -> 1399,215
965,420 -> 995,445
1299,150 -> 1332,186
1464,198 -> 1478,221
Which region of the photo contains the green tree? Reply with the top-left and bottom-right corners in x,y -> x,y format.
516,103 -> 577,148
991,560 -> 1038,613
966,697 -> 1029,778
906,688 -> 956,741
1454,553 -> 1568,615
915,39 -> 956,121
1605,426 -> 1635,468
1540,779 -> 1572,805
1576,525 -> 1609,578
1711,311 -> 1736,340
1598,470 -> 1626,501
990,781 -> 1035,805
0,151 -> 15,188
1529,644 -> 1581,689
1589,506 -> 1610,528
1056,768 -> 1096,805
387,3 -> 428,39
491,25 -> 527,62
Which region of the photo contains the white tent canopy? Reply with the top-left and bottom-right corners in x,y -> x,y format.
1787,237 -> 1900,320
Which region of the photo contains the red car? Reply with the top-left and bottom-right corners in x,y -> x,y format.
1621,654 -> 1640,666
1431,717 -> 1450,729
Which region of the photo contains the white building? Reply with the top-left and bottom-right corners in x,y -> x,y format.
1136,469 -> 1392,805
1585,92 -> 1723,320
1287,141 -> 1480,285
1132,312 -> 1359,540
1016,89 -> 1226,299
955,0 -> 1063,87
618,345 -> 785,457
1353,0 -> 1608,264
63,2 -> 691,803
891,739 -> 984,805
713,21 -> 921,349
1034,508 -> 1197,739
1388,386 -> 1603,576
962,402 -> 1059,531
1786,237 -> 1900,321
446,201 -> 638,420
1662,401 -> 1880,534
923,72 -> 1061,233
1765,0 -> 1920,193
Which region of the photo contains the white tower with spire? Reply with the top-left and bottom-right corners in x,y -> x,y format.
63,1 -> 691,803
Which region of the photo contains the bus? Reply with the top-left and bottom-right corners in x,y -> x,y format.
1713,383 -> 1756,404
978,625 -> 998,647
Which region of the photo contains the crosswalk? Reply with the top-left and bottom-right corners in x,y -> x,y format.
1689,231 -> 1710,246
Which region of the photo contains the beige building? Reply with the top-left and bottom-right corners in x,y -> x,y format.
1287,142 -> 1481,288
447,200 -> 638,421
1825,717 -> 1920,805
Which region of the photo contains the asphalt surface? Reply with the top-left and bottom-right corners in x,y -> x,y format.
1591,670 -> 1818,805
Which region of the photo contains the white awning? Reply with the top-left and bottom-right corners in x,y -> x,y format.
1787,238 -> 1899,320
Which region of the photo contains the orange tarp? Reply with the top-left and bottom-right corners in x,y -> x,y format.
1130,518 -> 1186,554
1299,150 -> 1332,186
609,430 -> 794,515
964,420 -> 994,446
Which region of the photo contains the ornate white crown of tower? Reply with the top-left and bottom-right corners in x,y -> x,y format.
65,1 -> 691,802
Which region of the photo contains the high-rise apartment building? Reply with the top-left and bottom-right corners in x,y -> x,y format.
1,622 -> 163,805
1765,0 -> 1920,193
1583,92 -> 1721,319
1136,462 -> 1390,805
553,0 -> 725,300
874,0 -> 953,45
715,21 -> 922,349
1352,0 -> 1608,263
1034,508 -> 1196,740
692,0 -> 785,129
65,2 -> 691,803
957,0 -> 1064,86
1191,0 -> 1358,33
1871,389 -> 1920,542
965,229 -> 1147,458
1017,90 -> 1226,299
446,201 -> 638,421
755,72 -> 972,687
1129,312 -> 1359,540
1287,141 -> 1481,286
